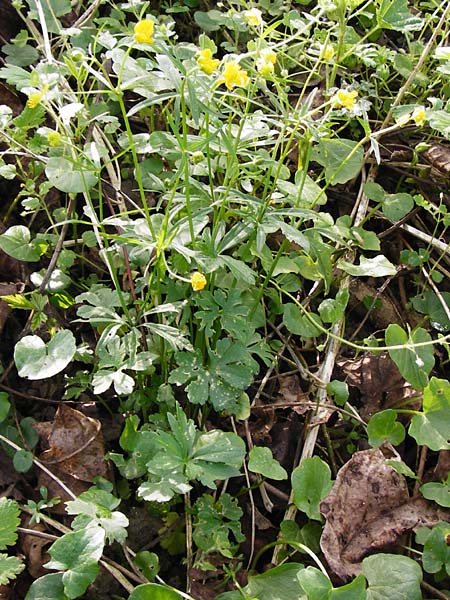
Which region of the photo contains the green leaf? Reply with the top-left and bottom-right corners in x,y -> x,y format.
318,288 -> 349,324
338,255 -> 397,277
216,563 -> 307,600
13,449 -> 34,473
134,551 -> 159,582
283,303 -> 323,337
26,0 -> 72,33
0,497 -> 21,549
46,526 -> 105,599
66,488 -> 129,544
382,193 -> 414,222
362,553 -> 422,600
412,290 -> 450,332
248,446 -> 288,480
0,392 -> 10,423
377,0 -> 424,31
0,225 -> 46,261
14,330 -> 77,380
331,575 -> 367,599
0,554 -> 25,585
385,325 -> 434,390
128,583 -> 182,600
367,409 -> 405,447
291,456 -> 333,520
313,138 -> 364,184
297,566 -> 331,600
45,157 -> 97,194
193,493 -> 244,558
420,476 -> 450,507
409,377 -> 450,450
24,573 -> 68,600
418,523 -> 450,575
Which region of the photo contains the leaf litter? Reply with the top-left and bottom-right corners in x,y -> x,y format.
320,448 -> 450,580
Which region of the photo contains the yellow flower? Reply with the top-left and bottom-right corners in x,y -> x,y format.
243,8 -> 263,27
412,106 -> 426,127
190,272 -> 207,291
219,61 -> 250,90
256,48 -> 277,76
197,48 -> 220,75
395,113 -> 411,127
26,85 -> 48,109
47,131 -> 61,146
322,45 -> 334,60
332,88 -> 358,110
134,19 -> 154,44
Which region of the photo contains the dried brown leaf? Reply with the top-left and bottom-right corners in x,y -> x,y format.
338,352 -> 420,420
33,405 -> 108,482
277,374 -> 309,414
320,449 -> 449,579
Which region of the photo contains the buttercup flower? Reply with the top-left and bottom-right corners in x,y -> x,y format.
256,48 -> 277,77
322,45 -> 334,60
412,106 -> 426,127
332,88 -> 358,110
197,48 -> 220,75
243,8 -> 263,27
26,85 -> 49,109
134,19 -> 154,44
47,131 -> 61,146
190,272 -> 207,291
219,61 -> 250,90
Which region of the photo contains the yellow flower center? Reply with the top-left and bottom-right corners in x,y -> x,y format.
26,85 -> 49,109
134,19 -> 154,44
219,61 -> 250,91
197,48 -> 220,75
243,8 -> 263,27
412,106 -> 426,127
47,131 -> 61,147
190,272 -> 207,291
332,89 -> 358,110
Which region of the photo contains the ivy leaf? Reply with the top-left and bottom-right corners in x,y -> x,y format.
283,304 -> 323,337
128,583 -> 183,600
0,225 -> 46,261
297,566 -> 331,600
312,138 -> 364,185
45,526 -> 105,599
362,553 -> 422,600
409,377 -> 450,450
292,457 -> 333,520
367,409 -> 405,448
331,575 -> 367,599
215,563 -> 307,600
420,475 -> 450,508
377,0 -> 424,31
14,330 -> 77,380
417,523 -> 450,575
385,325 -> 434,390
24,572 -> 68,600
338,255 -> 397,277
0,498 -> 20,549
0,554 -> 25,585
45,157 -> 97,194
248,446 -> 288,480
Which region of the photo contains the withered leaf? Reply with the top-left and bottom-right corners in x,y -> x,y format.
320,449 -> 449,580
338,352 -> 420,420
277,374 -> 309,414
33,404 -> 107,482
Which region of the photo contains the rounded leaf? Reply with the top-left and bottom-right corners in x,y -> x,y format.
14,330 -> 76,380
